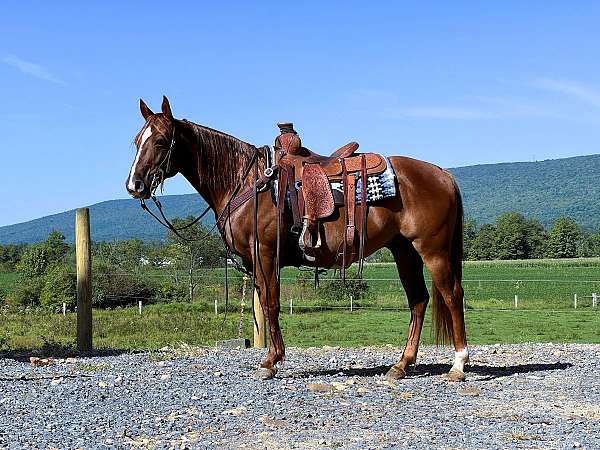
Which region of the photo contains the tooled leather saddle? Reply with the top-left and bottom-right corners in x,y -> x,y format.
274,123 -> 388,274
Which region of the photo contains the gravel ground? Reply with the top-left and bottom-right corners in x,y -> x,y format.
0,343 -> 599,449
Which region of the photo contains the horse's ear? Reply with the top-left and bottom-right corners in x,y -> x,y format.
161,95 -> 173,120
140,99 -> 153,120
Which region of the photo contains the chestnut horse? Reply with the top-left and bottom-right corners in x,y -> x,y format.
126,97 -> 469,381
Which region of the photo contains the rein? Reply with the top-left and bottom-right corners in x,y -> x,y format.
139,123 -> 264,244
136,121 -> 277,333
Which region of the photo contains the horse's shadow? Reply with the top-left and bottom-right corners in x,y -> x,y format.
291,362 -> 573,381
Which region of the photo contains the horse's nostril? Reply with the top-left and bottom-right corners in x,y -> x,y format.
134,180 -> 145,192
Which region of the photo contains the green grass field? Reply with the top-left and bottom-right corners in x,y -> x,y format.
1,258 -> 599,352
1,303 -> 598,352
209,258 -> 600,310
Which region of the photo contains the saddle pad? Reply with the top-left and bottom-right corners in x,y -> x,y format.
301,163 -> 335,219
330,158 -> 397,205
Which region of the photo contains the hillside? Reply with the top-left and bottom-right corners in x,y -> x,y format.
451,154 -> 600,229
0,195 -> 212,244
0,153 -> 599,243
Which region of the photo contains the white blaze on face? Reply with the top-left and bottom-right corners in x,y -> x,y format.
452,348 -> 469,373
127,125 -> 153,191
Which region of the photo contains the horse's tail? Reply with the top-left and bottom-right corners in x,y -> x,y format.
432,174 -> 464,344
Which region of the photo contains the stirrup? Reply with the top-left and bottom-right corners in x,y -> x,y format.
299,219 -> 320,262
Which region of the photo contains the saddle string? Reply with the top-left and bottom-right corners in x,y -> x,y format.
357,154 -> 368,279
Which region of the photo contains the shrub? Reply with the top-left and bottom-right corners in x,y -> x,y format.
320,270 -> 369,303
154,280 -> 187,303
9,278 -> 43,307
366,248 -> 395,263
296,269 -> 318,289
16,232 -> 70,279
40,265 -> 76,309
92,261 -> 156,308
16,245 -> 50,278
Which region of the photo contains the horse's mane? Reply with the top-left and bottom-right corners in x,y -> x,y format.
181,119 -> 259,190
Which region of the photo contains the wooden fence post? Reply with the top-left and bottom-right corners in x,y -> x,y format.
253,289 -> 266,348
76,208 -> 92,352
593,293 -> 597,309
574,294 -> 577,309
514,295 -> 518,309
138,300 -> 142,315
289,297 -> 293,315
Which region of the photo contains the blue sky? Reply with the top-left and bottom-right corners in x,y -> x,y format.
2,2 -> 600,226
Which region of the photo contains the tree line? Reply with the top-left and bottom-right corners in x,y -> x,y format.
0,217 -> 226,309
1,212 -> 599,308
464,212 -> 600,260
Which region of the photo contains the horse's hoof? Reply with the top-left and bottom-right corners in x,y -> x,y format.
442,368 -> 466,382
255,367 -> 277,380
385,365 -> 406,381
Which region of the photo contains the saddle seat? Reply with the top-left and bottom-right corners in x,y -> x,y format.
274,123 -> 388,269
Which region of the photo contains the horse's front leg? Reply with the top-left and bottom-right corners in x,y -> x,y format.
253,245 -> 284,380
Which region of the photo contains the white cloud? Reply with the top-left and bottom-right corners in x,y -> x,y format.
351,83 -> 600,122
533,78 -> 600,108
2,54 -> 66,85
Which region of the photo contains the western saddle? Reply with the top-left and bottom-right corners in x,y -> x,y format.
274,123 -> 388,275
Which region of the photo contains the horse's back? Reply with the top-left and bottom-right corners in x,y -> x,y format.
386,155 -> 460,241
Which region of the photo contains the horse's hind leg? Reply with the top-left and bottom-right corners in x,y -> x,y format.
421,251 -> 469,381
385,237 -> 430,381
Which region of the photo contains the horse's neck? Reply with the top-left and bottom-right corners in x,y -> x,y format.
177,122 -> 260,216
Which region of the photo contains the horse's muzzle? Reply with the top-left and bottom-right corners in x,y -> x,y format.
126,175 -> 151,199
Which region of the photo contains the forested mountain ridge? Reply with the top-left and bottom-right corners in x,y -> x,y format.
1,153 -> 599,243
451,154 -> 600,230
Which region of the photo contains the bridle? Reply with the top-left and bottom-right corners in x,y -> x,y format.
135,121 -> 277,328
138,122 -> 264,245
138,124 -> 212,241
149,124 -> 177,195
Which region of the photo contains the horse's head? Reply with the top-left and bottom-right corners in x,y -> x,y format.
126,96 -> 179,199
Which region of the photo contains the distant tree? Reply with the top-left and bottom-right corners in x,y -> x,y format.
524,218 -> 548,259
39,264 -> 76,308
16,231 -> 70,278
546,217 -> 581,258
93,240 -> 148,272
11,231 -> 72,306
0,244 -> 27,271
16,245 -> 50,278
591,228 -> 600,257
493,212 -> 530,260
575,229 -> 597,257
463,219 -> 477,259
468,224 -> 497,260
45,231 -> 70,262
166,216 -> 225,301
